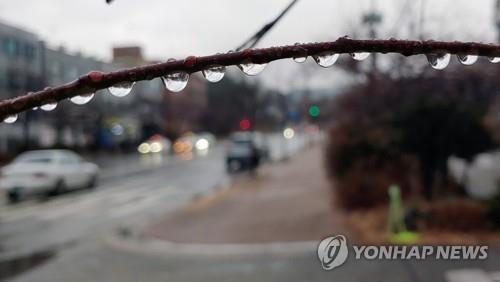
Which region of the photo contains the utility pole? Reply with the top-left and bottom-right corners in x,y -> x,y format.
496,0 -> 500,42
418,0 -> 426,39
363,0 -> 382,72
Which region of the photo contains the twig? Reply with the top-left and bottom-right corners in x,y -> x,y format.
1,37 -> 500,119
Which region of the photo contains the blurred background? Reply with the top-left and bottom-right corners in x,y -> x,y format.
0,0 -> 500,281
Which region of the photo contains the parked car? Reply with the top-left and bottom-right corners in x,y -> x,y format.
225,131 -> 269,172
0,150 -> 99,203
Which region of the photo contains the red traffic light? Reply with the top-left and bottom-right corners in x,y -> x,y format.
239,119 -> 251,130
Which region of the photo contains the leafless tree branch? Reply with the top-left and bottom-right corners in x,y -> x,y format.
1,37 -> 499,119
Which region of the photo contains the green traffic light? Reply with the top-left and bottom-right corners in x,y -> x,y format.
309,106 -> 320,117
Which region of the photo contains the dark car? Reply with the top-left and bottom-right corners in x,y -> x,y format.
225,132 -> 269,173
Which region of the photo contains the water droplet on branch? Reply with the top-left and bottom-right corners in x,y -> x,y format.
293,56 -> 307,63
162,72 -> 189,92
312,52 -> 339,68
488,57 -> 500,63
109,82 -> 135,97
457,54 -> 478,66
70,93 -> 94,105
238,61 -> 267,76
41,102 -> 58,111
426,53 -> 450,70
351,52 -> 370,61
293,43 -> 307,63
202,65 -> 226,83
3,114 -> 18,124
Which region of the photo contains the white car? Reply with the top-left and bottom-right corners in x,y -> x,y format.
0,150 -> 99,203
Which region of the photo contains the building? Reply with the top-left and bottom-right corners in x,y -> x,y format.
0,20 -> 114,152
497,0 -> 500,42
163,73 -> 208,139
33,46 -> 108,149
110,46 -> 165,146
44,46 -> 103,87
0,21 -> 43,153
112,46 -> 208,141
0,22 -> 43,98
0,20 -> 208,154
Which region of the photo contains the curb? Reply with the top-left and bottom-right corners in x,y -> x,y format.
106,235 -> 318,258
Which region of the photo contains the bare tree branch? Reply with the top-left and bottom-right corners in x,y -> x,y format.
1,37 -> 499,119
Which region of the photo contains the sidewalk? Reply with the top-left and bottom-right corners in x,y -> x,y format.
145,144 -> 351,244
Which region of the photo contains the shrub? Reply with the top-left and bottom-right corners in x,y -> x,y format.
330,158 -> 416,209
428,199 -> 489,231
326,125 -> 417,209
325,70 -> 497,208
488,190 -> 500,229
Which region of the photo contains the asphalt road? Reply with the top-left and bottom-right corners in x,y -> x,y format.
0,134 -> 311,281
10,243 -> 500,282
2,133 -> 497,282
0,143 -> 229,279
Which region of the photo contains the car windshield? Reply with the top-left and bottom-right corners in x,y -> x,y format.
229,143 -> 252,156
14,153 -> 55,164
232,140 -> 253,145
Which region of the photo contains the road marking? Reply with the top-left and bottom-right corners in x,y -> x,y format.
108,188 -> 181,218
38,196 -> 99,221
491,271 -> 500,282
446,269 -> 497,282
0,185 -> 183,223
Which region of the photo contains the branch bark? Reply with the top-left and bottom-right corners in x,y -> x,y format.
1,37 -> 500,119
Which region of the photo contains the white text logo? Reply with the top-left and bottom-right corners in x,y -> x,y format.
317,235 -> 349,270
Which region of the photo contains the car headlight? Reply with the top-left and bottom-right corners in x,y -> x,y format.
195,138 -> 209,150
283,128 -> 295,139
138,143 -> 151,154
150,142 -> 163,153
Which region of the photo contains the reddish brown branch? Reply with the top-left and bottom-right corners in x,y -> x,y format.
1,37 -> 500,119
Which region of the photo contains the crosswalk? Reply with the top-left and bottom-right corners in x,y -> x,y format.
0,183 -> 187,224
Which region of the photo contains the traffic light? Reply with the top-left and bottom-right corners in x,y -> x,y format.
309,105 -> 320,118
239,119 -> 251,130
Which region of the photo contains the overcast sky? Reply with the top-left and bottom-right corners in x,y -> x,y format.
0,0 -> 497,90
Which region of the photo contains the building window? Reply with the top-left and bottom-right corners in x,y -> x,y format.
25,73 -> 40,91
0,70 -> 4,89
62,66 -> 79,82
3,38 -> 18,58
24,43 -> 36,62
7,69 -> 22,92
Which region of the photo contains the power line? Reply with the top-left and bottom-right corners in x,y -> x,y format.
236,0 -> 300,51
418,0 -> 427,39
389,0 -> 411,36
